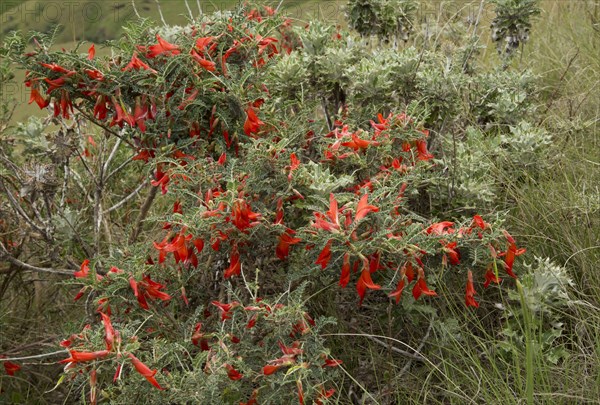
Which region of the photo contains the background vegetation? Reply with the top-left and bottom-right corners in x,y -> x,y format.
1,0 -> 599,404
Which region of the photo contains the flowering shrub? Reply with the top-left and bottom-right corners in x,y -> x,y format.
0,2 -> 539,402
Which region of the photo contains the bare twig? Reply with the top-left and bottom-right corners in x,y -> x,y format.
184,0 -> 194,19
399,317 -> 434,376
362,334 -> 425,361
2,337 -> 58,355
0,350 -> 67,362
0,242 -> 74,276
321,98 -> 333,131
539,49 -> 580,124
462,0 -> 485,72
104,154 -> 135,182
154,0 -> 168,26
74,105 -> 135,148
322,332 -> 425,361
276,0 -> 285,13
104,178 -> 148,214
0,178 -> 49,241
103,136 -> 123,177
131,0 -> 141,19
129,183 -> 159,244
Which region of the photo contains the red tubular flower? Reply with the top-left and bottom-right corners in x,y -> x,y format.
246,314 -> 258,329
193,238 -> 204,254
90,369 -> 97,405
341,132 -> 379,151
225,364 -> 243,380
127,353 -> 164,390
85,69 -> 104,81
110,98 -> 134,128
148,34 -> 180,58
212,300 -> 240,321
443,241 -> 461,266
315,239 -> 333,269
278,341 -> 303,356
3,361 -> 21,376
224,246 -> 241,278
326,193 -> 340,227
113,363 -> 122,383
243,107 -> 264,136
274,198 -> 284,225
405,261 -> 415,282
195,36 -> 216,52
129,277 -> 149,310
240,390 -> 259,405
339,253 -> 351,287
123,52 -> 157,73
471,215 -> 488,230
133,99 -> 148,132
502,230 -> 526,278
44,77 -> 66,93
484,266 -> 501,288
287,153 -> 300,181
73,259 -> 90,278
40,63 -> 75,75
289,153 -> 300,171
93,95 -> 108,120
389,279 -> 405,304
412,268 -> 437,300
276,228 -> 302,260
465,270 -> 479,308
262,364 -> 281,375
190,49 -> 216,71
87,44 -> 95,60
231,199 -> 261,232
354,193 -> 379,224
426,221 -> 455,235
297,379 -> 305,405
322,358 -> 343,367
315,387 -> 336,405
356,261 -> 381,305
312,194 -> 341,232
129,275 -> 170,310
191,323 -> 210,350
141,275 -> 171,301
151,166 -> 170,194
28,86 -> 49,109
60,350 -> 110,364
415,139 -> 434,161
99,311 -> 115,351
74,259 -> 103,281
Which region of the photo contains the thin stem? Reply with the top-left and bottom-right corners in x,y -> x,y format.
129,183 -> 159,244
0,178 -> 49,240
0,350 -> 67,362
74,105 -> 135,148
154,0 -> 168,26
104,178 -> 148,214
131,0 -> 141,19
103,136 -> 123,177
0,242 -> 74,276
184,0 -> 194,19
104,155 -> 135,183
